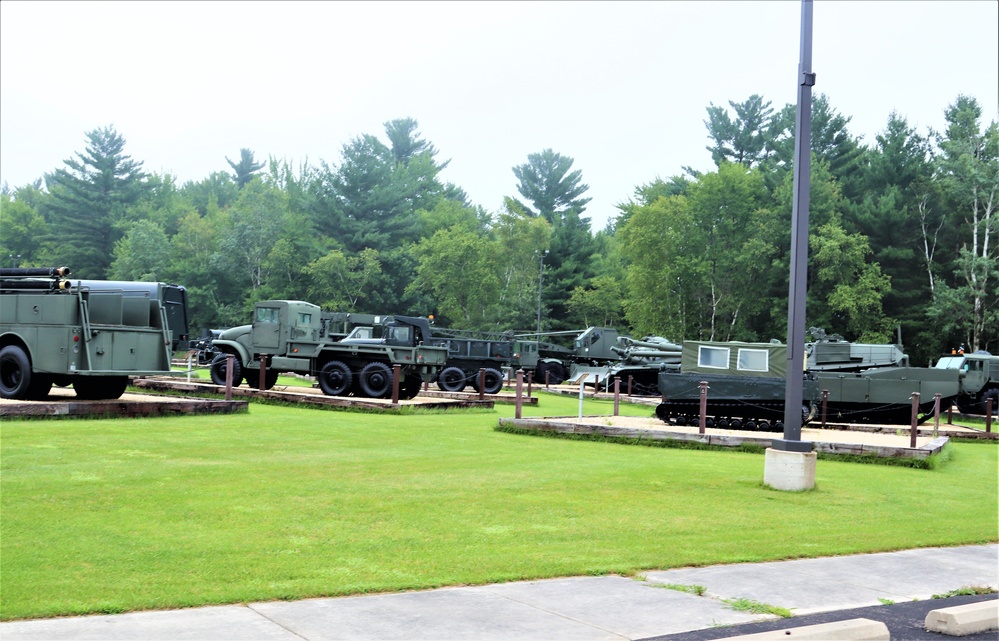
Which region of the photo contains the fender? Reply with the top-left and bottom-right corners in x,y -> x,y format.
211,339 -> 251,366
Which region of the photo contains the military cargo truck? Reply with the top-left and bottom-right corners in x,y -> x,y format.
424,327 -> 513,394
0,268 -> 179,400
934,351 -> 999,415
208,300 -> 448,399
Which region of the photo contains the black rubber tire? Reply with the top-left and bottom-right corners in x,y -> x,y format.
470,368 -> 504,395
538,362 -> 565,385
437,366 -> 467,392
399,376 -> 422,400
0,345 -> 33,400
74,376 -> 129,400
318,361 -> 353,396
358,362 -> 393,398
981,388 -> 999,416
210,353 -> 243,387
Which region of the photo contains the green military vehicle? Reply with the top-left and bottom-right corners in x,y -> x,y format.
0,268 -> 179,400
934,350 -> 999,415
208,300 -> 448,399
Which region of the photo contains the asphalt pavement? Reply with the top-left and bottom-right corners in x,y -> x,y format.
1,544 -> 996,641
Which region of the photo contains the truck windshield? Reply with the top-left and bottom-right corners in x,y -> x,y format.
386,325 -> 411,345
935,356 -> 965,369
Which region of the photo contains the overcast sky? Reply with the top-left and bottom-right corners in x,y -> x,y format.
1,1 -> 996,230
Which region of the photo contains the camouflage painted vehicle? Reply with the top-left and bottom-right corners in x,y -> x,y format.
208,300 -> 448,399
0,268 -> 179,400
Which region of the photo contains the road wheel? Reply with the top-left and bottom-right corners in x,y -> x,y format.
0,345 -> 33,400
318,360 -> 352,396
358,362 -> 393,398
470,368 -> 504,394
436,367 -> 466,392
210,353 -> 243,387
74,376 -> 129,400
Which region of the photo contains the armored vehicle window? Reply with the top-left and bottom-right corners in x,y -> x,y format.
256,307 -> 279,323
698,346 -> 730,369
298,312 -> 312,325
737,348 -> 769,372
935,356 -> 964,370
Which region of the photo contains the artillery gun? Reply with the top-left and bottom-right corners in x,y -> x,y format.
514,326 -> 624,385
208,300 -> 448,399
0,267 -> 180,400
597,335 -> 683,394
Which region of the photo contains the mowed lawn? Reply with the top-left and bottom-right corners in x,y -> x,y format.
1,392 -> 996,620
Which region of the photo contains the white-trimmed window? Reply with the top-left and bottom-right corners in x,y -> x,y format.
698,345 -> 730,369
737,348 -> 769,372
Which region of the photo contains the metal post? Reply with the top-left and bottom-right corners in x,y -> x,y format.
821,389 -> 828,428
947,403 -> 953,425
910,392 -> 920,448
987,398 -> 994,434
258,354 -> 267,391
628,375 -> 633,397
593,374 -> 599,398
699,381 -> 708,435
225,354 -> 234,401
776,0 -> 816,454
392,364 -> 400,404
527,371 -> 533,398
613,377 -> 620,416
478,368 -> 485,401
933,393 -> 941,437
578,379 -> 585,419
545,369 -> 550,389
187,352 -> 193,383
515,369 -> 524,419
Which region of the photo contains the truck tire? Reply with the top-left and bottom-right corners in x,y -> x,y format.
244,369 -> 279,390
981,388 -> 999,416
437,366 -> 467,392
74,376 -> 129,400
318,360 -> 353,396
210,353 -> 243,387
399,376 -> 422,400
358,362 -> 393,398
0,345 -> 33,400
538,361 -> 565,385
470,367 -> 504,395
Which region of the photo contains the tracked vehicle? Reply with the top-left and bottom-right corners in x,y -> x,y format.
655,331 -> 963,429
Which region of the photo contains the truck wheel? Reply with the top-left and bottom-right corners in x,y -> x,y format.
210,353 -> 243,387
358,362 -> 393,398
437,366 -> 467,392
399,376 -> 422,400
318,361 -> 352,396
981,388 -> 999,416
470,368 -> 504,394
0,345 -> 33,400
539,362 -> 565,385
74,376 -> 129,400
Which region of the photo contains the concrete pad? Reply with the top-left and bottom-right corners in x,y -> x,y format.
0,605 -> 300,641
715,617 -> 889,640
482,575 -> 762,638
250,585 -> 621,640
642,545 -> 999,615
924,600 -> 999,636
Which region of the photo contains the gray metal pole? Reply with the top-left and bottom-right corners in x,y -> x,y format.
776,0 -> 815,453
536,250 -> 548,339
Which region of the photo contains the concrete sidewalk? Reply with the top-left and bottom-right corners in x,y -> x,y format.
1,544 -> 995,641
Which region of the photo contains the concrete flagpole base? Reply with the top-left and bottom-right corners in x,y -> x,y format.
764,447 -> 817,491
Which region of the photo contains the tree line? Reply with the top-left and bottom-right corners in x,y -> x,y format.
1,94 -> 996,366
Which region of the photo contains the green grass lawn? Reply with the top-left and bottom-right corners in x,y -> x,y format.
1,392 -> 996,620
